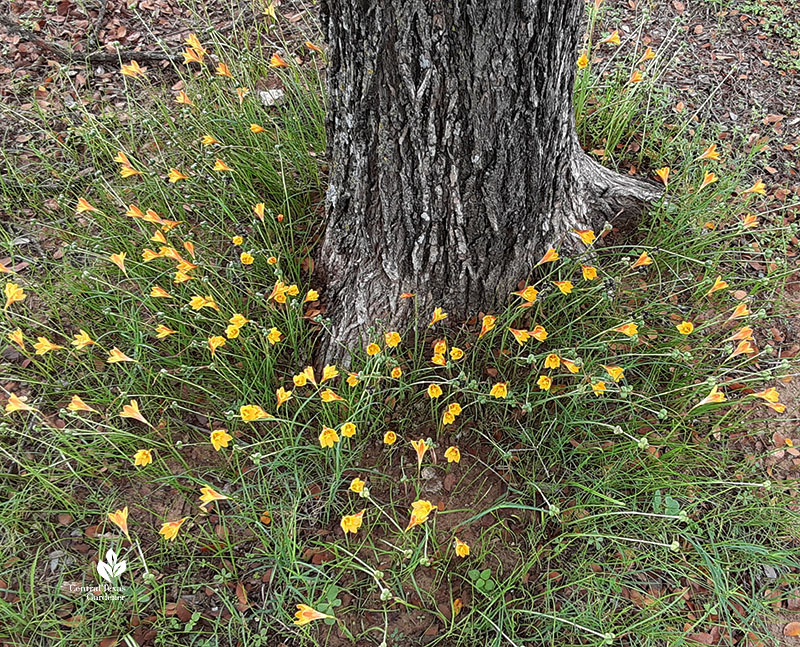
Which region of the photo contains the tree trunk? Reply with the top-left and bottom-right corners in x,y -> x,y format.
317,0 -> 661,362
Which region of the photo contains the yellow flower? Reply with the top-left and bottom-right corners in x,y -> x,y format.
391,366 -> 403,378
454,537 -> 470,557
340,509 -> 365,534
230,313 -> 249,327
639,46 -> 656,61
119,165 -> 142,178
742,180 -> 766,195
531,325 -> 548,342
427,384 -> 443,398
349,477 -> 365,493
448,402 -> 462,416
250,123 -> 266,133
536,248 -> 559,266
429,307 -> 448,326
133,449 -> 153,467
201,134 -> 220,145
479,315 -> 496,339
107,252 -> 126,273
321,365 -> 339,383
729,303 -> 750,320
577,52 -> 589,69
34,336 -> 63,355
199,486 -> 229,509
252,203 -> 265,220
554,280 -> 573,294
231,236 -> 244,246
431,353 -> 446,366
276,387 -> 293,409
68,394 -> 98,413
603,365 -> 625,382
537,375 -> 552,391
4,283 -> 26,310
168,168 -> 189,183
107,507 -> 130,539
490,382 -> 508,398
107,347 -> 136,363
150,286 -> 172,298
159,518 -> 187,542
676,321 -> 694,335
706,276 -> 729,297
266,328 -> 283,345
411,439 -> 428,468
544,354 -> 560,369
346,372 -> 360,387
592,381 -> 607,396
270,52 -> 289,67
512,286 -> 539,303
631,251 -> 653,268
655,167 -> 670,186
366,343 -> 381,356
210,429 -> 233,451
155,324 -> 177,338
444,446 -> 461,463
185,32 -> 207,56
213,159 -> 232,172
383,431 -> 397,445
175,90 -> 194,106
189,295 -> 218,310
71,330 -> 95,350
208,336 -> 226,357
321,389 -> 343,402
225,325 -> 241,339
293,373 -> 308,387
729,339 -> 755,359
582,265 -> 598,281
120,399 -> 150,426
442,410 -> 456,425
319,426 -> 339,448
293,604 -> 333,625
240,404 -> 270,422
240,252 -> 254,265
450,347 -> 464,360
385,331 -> 401,347
406,499 -> 434,530
629,69 -> 643,83
341,422 -> 356,438
753,387 -> 780,404
509,328 -> 531,345
600,30 -> 621,45
613,322 -> 638,337
561,358 -> 580,374
572,229 -> 596,245
5,393 -> 33,414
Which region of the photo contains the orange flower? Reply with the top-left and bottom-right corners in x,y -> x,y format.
4,282 -> 26,310
5,393 -> 33,414
175,91 -> 194,106
490,382 -> 508,398
276,387 -> 292,409
706,276 -> 729,297
479,315 -> 496,339
400,292 -> 416,299
509,328 -> 531,345
742,180 -> 766,195
692,385 -> 726,409
613,322 -> 638,337
75,197 -> 98,213
155,324 -> 177,338
582,265 -> 598,280
531,325 -> 548,342
121,400 -> 151,426
592,381 -> 607,396
429,307 -> 448,326
699,171 -> 718,190
697,144 -> 721,161
639,46 -> 656,62
444,446 -> 461,463
512,285 -> 539,303
391,366 -> 403,378
150,285 -> 172,298
168,168 -> 189,183
536,248 -> 559,266
107,507 -> 130,539
189,295 -> 219,310
572,229 -> 596,245
629,70 -> 643,84
320,389 -> 344,402
742,214 -> 759,228
270,53 -> 289,68
213,159 -> 232,172
411,439 -> 429,468
250,123 -> 266,133
561,358 -> 581,374
185,33 -> 207,56
293,604 -> 332,625
655,167 -> 669,186
576,52 -> 589,69
537,375 -> 552,391
159,517 -> 187,541
121,60 -> 146,78
728,302 -> 750,320
182,47 -> 204,65
306,41 -> 323,53
600,30 -> 621,45
603,365 -> 625,382
753,387 -> 780,403
385,331 -> 402,347
544,354 -> 560,369
33,336 -> 63,355
366,343 -> 381,356
107,347 -> 135,363
201,134 -> 220,146
215,63 -> 233,78
631,251 -> 653,268
199,486 -> 229,509
7,328 -> 24,350
729,339 -> 755,359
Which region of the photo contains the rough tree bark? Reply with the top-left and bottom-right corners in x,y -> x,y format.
317,0 -> 662,361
